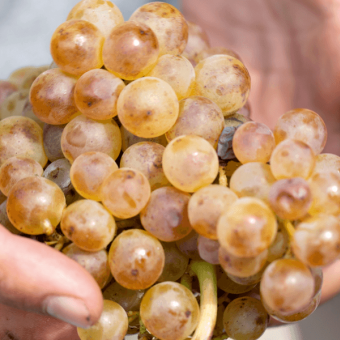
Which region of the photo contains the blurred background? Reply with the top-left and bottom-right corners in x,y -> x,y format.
0,0 -> 339,339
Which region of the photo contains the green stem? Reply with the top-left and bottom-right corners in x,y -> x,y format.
181,273 -> 193,291
190,261 -> 218,340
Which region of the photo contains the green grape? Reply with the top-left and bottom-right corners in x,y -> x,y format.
43,124 -> 66,162
217,271 -> 256,294
140,282 -> 200,340
108,229 -> 165,290
77,300 -> 128,340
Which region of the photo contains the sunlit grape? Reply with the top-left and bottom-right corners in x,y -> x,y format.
109,229 -> 165,290
163,135 -> 219,192
29,68 -> 79,125
51,20 -> 104,76
43,124 -> 66,162
140,186 -> 192,242
194,55 -> 251,115
175,230 -> 201,260
166,96 -> 225,148
312,153 -> 340,175
0,89 -> 28,120
0,199 -> 21,234
130,2 -> 188,56
197,236 -> 219,264
61,115 -> 122,163
273,108 -> 327,155
61,200 -> 116,251
0,116 -> 48,167
140,282 -> 200,340
188,185 -> 237,239
267,221 -> 289,262
0,80 -> 18,105
217,270 -> 256,294
117,77 -> 179,138
217,197 -> 277,258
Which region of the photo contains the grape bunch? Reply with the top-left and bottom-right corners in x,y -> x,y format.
0,1 -> 339,340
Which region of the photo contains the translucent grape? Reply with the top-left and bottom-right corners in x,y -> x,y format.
196,46 -> 241,64
158,241 -> 189,282
0,80 -> 18,105
101,168 -> 151,219
21,98 -> 44,128
77,300 -> 128,340
103,21 -> 159,80
70,151 -> 118,201
229,163 -> 276,203
0,116 -> 48,167
223,297 -> 268,340
0,157 -> 43,196
188,185 -> 238,239
260,258 -> 314,315
163,135 -> 219,192
147,54 -> 195,100
61,115 -> 122,163
61,200 -> 116,251
194,55 -> 251,115
217,271 -> 256,294
228,265 -> 268,286
175,230 -> 201,260
197,236 -> 219,264
270,139 -> 315,179
0,89 -> 28,120
140,282 -> 200,340
0,200 -> 21,235
7,177 -> 66,235
74,69 -> 125,120
130,2 -> 189,56
165,96 -> 225,148
267,222 -> 290,262
312,153 -> 340,175
29,68 -> 79,125
217,197 -> 277,258
67,0 -> 124,38
269,178 -> 312,220
108,229 -> 165,290
62,243 -> 111,289
43,124 -> 66,162
273,108 -> 327,155
120,142 -> 169,191
308,170 -> 340,215
140,186 -> 192,242
233,121 -> 275,164
50,19 -> 104,76
117,77 -> 179,138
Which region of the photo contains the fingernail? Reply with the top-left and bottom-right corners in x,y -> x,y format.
43,296 -> 92,329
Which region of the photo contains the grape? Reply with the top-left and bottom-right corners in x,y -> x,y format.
0,89 -> 28,120
120,142 -> 169,191
308,170 -> 340,215
217,197 -> 277,258
196,46 -> 241,64
70,151 -> 118,201
50,19 -> 104,76
147,54 -> 195,100
140,282 -> 200,340
267,221 -> 290,262
103,281 -> 144,312
228,265 -> 268,286
197,236 -> 219,264
62,243 -> 111,289
270,139 -> 315,179
312,153 -> 340,175
61,200 -> 116,252
77,300 -> 128,340
67,0 -> 124,38
43,124 -> 66,162
117,77 -> 179,138
29,68 -> 79,125
7,177 -> 66,235
260,258 -> 315,315
0,199 -> 21,235
21,98 -> 44,128
232,121 -> 275,164
74,69 -> 125,120
61,115 -> 122,163
229,163 -> 276,203
8,66 -> 38,88
188,185 -> 237,239
140,186 -> 192,242
101,168 -> 151,219
165,96 -> 225,148
223,297 -> 268,340
0,80 -> 18,105
0,191 -> 5,205
130,2 -> 189,56
176,230 -> 201,260
217,271 -> 256,294
194,55 -> 251,115
108,229 -> 165,290
103,21 -> 159,80
163,135 -> 219,192
219,246 -> 268,278
0,157 -> 43,196
292,214 -> 340,267
158,241 -> 189,282
268,178 -> 312,220
273,108 -> 327,155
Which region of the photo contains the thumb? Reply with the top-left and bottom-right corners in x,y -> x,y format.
0,225 -> 103,329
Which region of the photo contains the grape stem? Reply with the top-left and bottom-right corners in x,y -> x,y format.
189,261 -> 217,340
181,273 -> 193,291
218,166 -> 228,187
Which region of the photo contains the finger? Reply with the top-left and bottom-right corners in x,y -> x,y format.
0,226 -> 103,329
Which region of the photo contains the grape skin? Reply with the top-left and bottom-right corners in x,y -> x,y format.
175,230 -> 201,260
0,80 -> 18,105
217,270 -> 256,294
0,89 -> 28,120
197,235 -> 220,264
0,199 -> 21,235
196,46 -> 241,65
43,124 -> 66,162
312,153 -> 340,175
